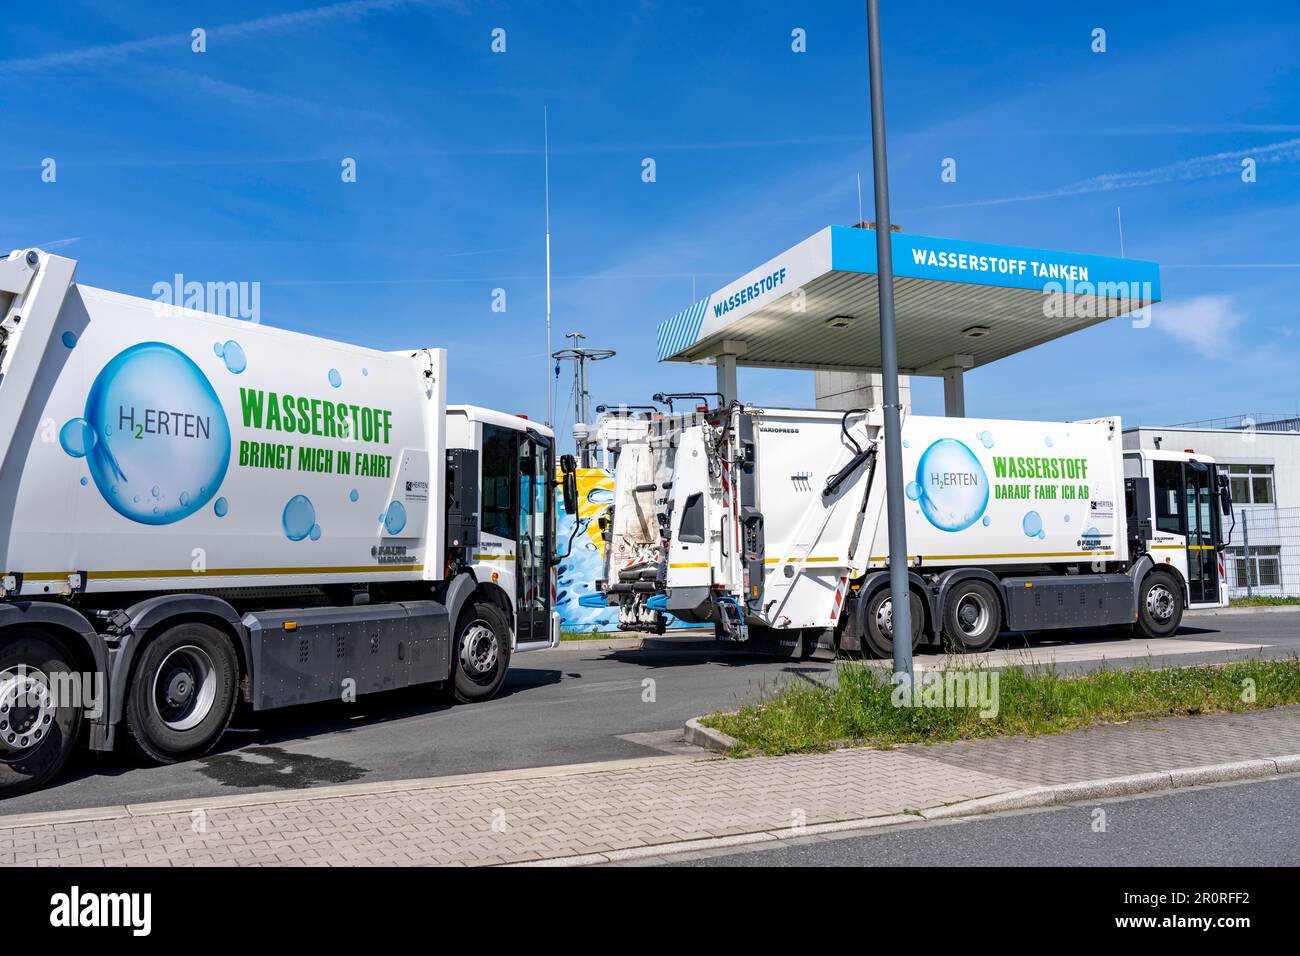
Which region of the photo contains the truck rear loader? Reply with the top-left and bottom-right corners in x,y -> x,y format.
0,248 -> 578,796
599,403 -> 1231,658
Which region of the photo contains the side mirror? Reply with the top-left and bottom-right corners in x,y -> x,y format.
1216,473 -> 1231,516
559,454 -> 579,515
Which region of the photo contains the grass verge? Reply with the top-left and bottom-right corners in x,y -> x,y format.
702,658 -> 1300,756
1229,595 -> 1300,607
560,629 -> 619,641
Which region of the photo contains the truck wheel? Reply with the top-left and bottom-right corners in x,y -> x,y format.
452,603 -> 512,703
1134,572 -> 1183,638
942,580 -> 1002,653
862,589 -> 924,659
125,623 -> 238,764
0,632 -> 83,797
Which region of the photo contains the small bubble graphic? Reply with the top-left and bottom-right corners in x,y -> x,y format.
214,497 -> 229,517
80,476 -> 88,486
309,524 -> 322,542
59,418 -> 96,458
328,368 -> 342,388
977,430 -> 995,449
349,489 -> 359,502
362,368 -> 369,377
219,340 -> 247,374
905,481 -> 921,500
1045,436 -> 1054,448
383,500 -> 407,535
283,495 -> 316,541
1022,511 -> 1043,537
982,515 -> 991,526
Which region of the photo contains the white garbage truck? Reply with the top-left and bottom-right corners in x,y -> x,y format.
0,248 -> 579,795
603,403 -> 1230,659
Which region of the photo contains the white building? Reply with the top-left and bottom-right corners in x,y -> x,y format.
1123,415 -> 1300,597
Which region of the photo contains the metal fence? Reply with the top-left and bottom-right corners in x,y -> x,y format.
1224,506 -> 1300,599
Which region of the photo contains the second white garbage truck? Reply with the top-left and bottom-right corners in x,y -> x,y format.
0,248 -> 579,796
598,402 -> 1230,659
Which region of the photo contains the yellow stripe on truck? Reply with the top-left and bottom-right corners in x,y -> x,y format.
21,565 -> 421,581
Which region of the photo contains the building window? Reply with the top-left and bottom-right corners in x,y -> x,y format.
1230,545 -> 1282,589
1227,464 -> 1274,505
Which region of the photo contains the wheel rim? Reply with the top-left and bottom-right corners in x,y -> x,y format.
151,645 -> 218,732
954,593 -> 991,637
875,596 -> 917,642
1147,583 -> 1176,623
459,622 -> 500,678
0,666 -> 54,755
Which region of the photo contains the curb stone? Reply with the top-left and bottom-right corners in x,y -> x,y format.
684,717 -> 740,753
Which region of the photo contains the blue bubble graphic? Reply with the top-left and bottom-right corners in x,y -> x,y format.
902,439 -> 909,449
982,515 -> 991,527
219,340 -> 246,374
1022,511 -> 1043,537
61,331 -> 78,349
1064,514 -> 1071,523
383,500 -> 407,535
905,481 -> 921,501
1045,436 -> 1054,448
80,476 -> 88,486
213,342 -> 225,357
1038,530 -> 1046,539
915,439 -> 989,532
59,418 -> 97,458
283,495 -> 316,541
309,524 -> 322,541
362,368 -> 369,377
81,343 -> 229,525
977,430 -> 995,449
214,497 -> 229,517
328,368 -> 342,388
349,489 -> 359,502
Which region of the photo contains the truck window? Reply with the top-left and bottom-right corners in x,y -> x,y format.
482,424 -> 516,539
679,492 -> 706,543
1153,459 -> 1183,536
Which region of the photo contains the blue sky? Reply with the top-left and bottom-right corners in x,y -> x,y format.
3,0 -> 1298,449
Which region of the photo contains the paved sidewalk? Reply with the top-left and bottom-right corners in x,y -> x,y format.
4,706 -> 1300,866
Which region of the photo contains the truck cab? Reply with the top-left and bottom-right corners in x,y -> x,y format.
1124,448 -> 1230,611
445,406 -> 561,651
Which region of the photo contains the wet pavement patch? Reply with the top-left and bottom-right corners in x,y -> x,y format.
197,745 -> 367,789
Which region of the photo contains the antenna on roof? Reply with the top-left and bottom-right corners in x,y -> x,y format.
1117,206 -> 1126,258
856,173 -> 864,225
544,106 -> 553,427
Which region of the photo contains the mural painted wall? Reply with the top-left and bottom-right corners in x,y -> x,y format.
554,466 -> 706,632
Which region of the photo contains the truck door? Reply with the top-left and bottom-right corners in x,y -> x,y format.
1153,459 -> 1220,606
1184,461 -> 1220,605
516,435 -> 551,642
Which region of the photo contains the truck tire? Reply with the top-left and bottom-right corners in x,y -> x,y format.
1134,572 -> 1183,638
125,622 -> 238,764
0,632 -> 83,797
941,580 -> 1002,653
451,602 -> 512,703
862,588 -> 924,660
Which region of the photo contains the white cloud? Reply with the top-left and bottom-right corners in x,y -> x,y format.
1151,295 -> 1245,356
0,0 -> 440,75
940,137 -> 1300,209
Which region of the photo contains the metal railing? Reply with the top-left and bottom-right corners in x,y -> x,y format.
1168,413 -> 1300,434
1225,506 -> 1300,599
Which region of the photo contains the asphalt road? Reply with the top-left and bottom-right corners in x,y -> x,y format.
5,609 -> 1299,815
653,773 -> 1300,866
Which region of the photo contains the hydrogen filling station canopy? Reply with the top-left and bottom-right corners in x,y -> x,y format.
656,225 -> 1161,416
